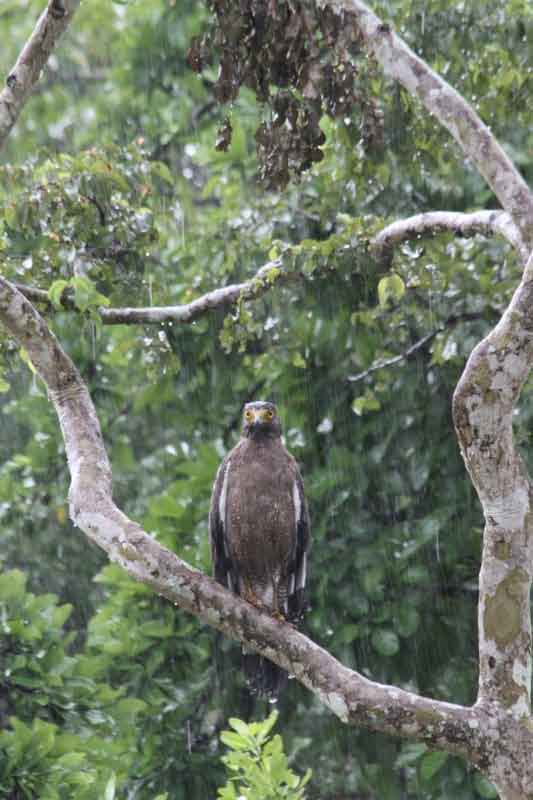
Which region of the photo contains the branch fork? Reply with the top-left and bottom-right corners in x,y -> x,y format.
3,0 -> 533,796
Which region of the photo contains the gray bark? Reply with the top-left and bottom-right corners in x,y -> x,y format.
0,0 -> 80,148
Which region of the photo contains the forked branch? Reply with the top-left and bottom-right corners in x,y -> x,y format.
0,275 -> 486,763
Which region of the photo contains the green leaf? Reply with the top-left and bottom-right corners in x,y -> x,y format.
220,731 -> 250,751
228,718 -> 252,737
371,629 -> 400,656
397,607 -> 420,637
19,347 -> 36,375
419,750 -> 448,781
0,569 -> 27,600
48,280 -> 69,309
150,161 -> 173,184
474,774 -> 499,799
54,752 -> 86,769
70,277 -> 109,313
351,390 -> 381,416
138,620 -> 173,637
377,273 -> 406,307
395,743 -> 427,769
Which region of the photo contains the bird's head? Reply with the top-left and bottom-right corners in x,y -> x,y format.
242,401 -> 281,439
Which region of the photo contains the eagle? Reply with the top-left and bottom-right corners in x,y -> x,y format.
209,401 -> 310,697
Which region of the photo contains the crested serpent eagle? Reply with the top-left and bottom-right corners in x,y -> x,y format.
209,401 -> 310,697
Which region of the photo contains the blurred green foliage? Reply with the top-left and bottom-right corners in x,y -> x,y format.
1,0 -> 530,797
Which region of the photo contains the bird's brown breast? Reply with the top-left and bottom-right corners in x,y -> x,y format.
224,438 -> 297,585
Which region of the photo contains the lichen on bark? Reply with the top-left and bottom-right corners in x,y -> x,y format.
484,568 -> 527,648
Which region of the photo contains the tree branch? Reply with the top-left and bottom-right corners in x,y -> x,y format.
373,210 -> 526,265
348,312 -> 491,384
453,252 -> 533,718
349,330 -> 439,384
452,253 -> 533,797
11,207 -> 521,327
324,0 -> 533,252
0,0 -> 80,150
0,275 -> 488,764
11,259 -> 292,325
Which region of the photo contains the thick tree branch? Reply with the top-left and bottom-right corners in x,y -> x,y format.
324,0 -> 533,251
0,0 -> 80,150
11,207 -> 520,327
0,276 -> 490,765
453,253 -> 533,797
373,210 -> 526,264
11,259 -> 291,325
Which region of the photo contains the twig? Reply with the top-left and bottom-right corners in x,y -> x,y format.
348,312 -> 490,383
348,329 -> 439,383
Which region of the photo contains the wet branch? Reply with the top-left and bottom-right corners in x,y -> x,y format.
451,252 -> 533,797
0,275 -> 490,763
0,0 -> 81,149
348,330 -> 438,384
373,210 -> 526,264
324,0 -> 533,252
11,207 -> 521,327
12,258 -> 296,324
348,312 -> 489,384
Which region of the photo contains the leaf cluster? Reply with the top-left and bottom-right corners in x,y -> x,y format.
218,712 -> 311,800
0,570 -> 143,799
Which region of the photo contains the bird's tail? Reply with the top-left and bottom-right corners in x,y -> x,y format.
242,653 -> 287,699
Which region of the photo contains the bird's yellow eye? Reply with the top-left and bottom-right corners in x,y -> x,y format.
244,410 -> 253,422
265,409 -> 274,420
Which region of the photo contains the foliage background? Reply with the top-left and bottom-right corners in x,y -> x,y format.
0,0 -> 532,797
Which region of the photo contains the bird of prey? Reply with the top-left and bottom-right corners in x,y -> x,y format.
209,401 -> 310,697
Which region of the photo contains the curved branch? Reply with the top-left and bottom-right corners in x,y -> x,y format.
12,259 -> 292,325
453,252 -> 533,721
373,210 -> 526,264
11,207 -> 521,327
0,0 -> 80,150
99,259 -> 292,325
0,275 -> 486,763
324,0 -> 533,251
